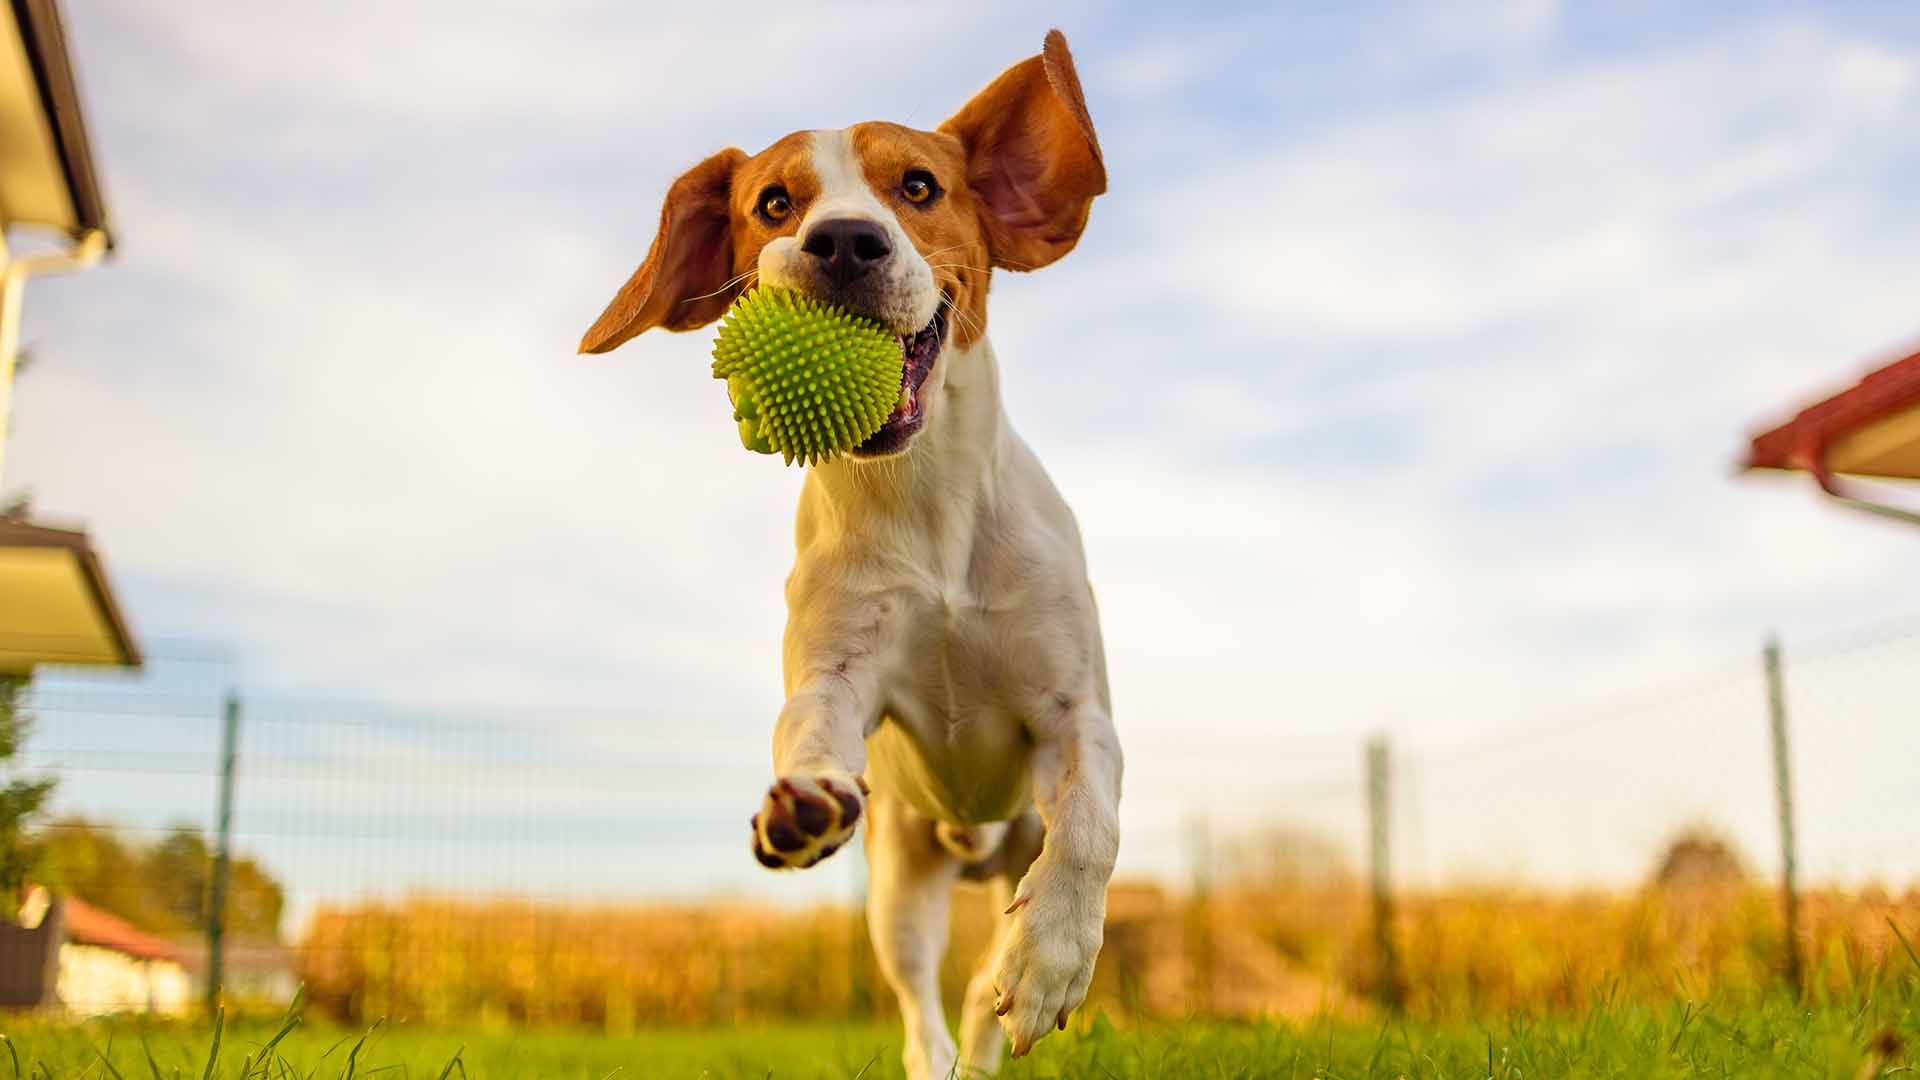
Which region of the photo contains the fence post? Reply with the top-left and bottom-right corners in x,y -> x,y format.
1366,735 -> 1402,1011
1763,636 -> 1802,996
1186,814 -> 1214,1015
206,691 -> 240,1015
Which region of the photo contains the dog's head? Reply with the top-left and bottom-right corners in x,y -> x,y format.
579,30 -> 1105,459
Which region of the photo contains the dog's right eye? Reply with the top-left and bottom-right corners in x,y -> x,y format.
758,186 -> 793,223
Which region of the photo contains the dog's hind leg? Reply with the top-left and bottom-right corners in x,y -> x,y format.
958,810 -> 1044,1077
866,786 -> 962,1080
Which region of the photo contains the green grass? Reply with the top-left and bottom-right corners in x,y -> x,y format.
1,983 -> 1913,1079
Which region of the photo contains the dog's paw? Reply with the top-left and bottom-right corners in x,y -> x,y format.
750,774 -> 864,870
989,862 -> 1103,1058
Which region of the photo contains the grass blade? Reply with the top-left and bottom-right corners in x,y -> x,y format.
247,987 -> 306,1078
89,1041 -> 127,1080
340,1019 -> 386,1080
137,1027 -> 165,1080
303,1036 -> 351,1080
200,1006 -> 224,1080
1888,916 -> 1920,973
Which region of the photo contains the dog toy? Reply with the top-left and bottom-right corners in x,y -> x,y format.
711,288 -> 904,466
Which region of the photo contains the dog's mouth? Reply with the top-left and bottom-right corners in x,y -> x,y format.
851,306 -> 947,458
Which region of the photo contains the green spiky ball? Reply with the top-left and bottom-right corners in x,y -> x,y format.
711,289 -> 904,466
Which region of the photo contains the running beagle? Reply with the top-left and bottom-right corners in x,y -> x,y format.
581,30 -> 1118,1078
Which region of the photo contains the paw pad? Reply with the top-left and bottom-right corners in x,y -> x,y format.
750,775 -> 862,870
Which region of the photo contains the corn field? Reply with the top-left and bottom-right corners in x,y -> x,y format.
295,882 -> 1920,1028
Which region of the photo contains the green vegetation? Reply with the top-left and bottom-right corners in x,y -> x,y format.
1,981 -> 1913,1079
38,819 -> 284,938
4,901 -> 1916,1077
0,674 -> 55,914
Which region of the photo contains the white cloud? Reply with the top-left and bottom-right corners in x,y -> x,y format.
1152,22 -> 1918,338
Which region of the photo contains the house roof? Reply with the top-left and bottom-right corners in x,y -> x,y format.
0,0 -> 109,243
0,517 -> 141,673
62,896 -> 185,965
1745,346 -> 1920,481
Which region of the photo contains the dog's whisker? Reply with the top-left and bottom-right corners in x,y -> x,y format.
926,246 -> 1036,271
916,243 -> 976,261
681,268 -> 760,306
937,291 -> 979,331
938,293 -> 983,340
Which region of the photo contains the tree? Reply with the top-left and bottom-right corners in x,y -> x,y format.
38,816 -> 152,927
0,345 -> 55,916
0,676 -> 56,919
39,818 -> 286,940
1651,824 -> 1748,890
145,828 -> 211,930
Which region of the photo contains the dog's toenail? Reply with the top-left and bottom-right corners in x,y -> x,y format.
855,776 -> 870,795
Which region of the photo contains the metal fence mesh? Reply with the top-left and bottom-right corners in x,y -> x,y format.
14,616 -> 1920,1020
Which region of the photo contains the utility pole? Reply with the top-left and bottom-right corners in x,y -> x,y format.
1763,636 -> 1802,996
206,691 -> 239,1015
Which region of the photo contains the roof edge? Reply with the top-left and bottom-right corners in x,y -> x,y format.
0,516 -> 141,666
1745,344 -> 1920,476
9,0 -> 110,247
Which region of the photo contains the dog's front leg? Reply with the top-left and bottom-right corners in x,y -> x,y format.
991,699 -> 1122,1057
749,670 -> 875,871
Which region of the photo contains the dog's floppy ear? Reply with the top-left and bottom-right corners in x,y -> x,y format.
939,29 -> 1106,272
578,147 -> 748,354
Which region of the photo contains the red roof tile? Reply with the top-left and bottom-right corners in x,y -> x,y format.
1747,347 -> 1920,474
62,897 -> 187,965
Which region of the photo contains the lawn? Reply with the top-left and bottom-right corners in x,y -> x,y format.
3,982 -> 1915,1080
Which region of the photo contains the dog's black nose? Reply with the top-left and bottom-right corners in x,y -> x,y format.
801,218 -> 892,286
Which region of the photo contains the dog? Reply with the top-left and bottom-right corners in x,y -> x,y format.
579,30 -> 1119,1079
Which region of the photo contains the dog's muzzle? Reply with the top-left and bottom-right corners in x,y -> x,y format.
851,307 -> 947,458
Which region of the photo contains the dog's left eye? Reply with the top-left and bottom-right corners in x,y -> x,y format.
758,185 -> 793,223
901,170 -> 939,206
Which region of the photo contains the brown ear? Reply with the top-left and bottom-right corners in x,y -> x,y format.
939,29 -> 1106,272
578,147 -> 748,354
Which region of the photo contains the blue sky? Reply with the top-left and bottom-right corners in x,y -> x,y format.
11,1 -> 1920,919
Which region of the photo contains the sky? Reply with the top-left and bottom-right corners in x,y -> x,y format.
9,1 -> 1920,921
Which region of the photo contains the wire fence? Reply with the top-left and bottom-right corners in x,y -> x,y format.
10,617 -> 1920,1022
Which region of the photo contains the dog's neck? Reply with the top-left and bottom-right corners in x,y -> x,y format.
806,335 -> 1008,550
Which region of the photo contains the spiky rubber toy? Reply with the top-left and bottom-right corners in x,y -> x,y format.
710,288 -> 904,466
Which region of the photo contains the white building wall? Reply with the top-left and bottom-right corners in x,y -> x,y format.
56,943 -> 190,1016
